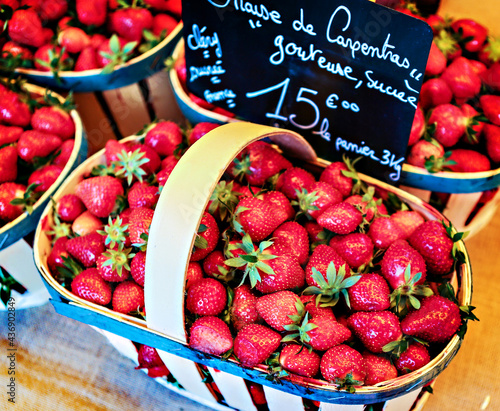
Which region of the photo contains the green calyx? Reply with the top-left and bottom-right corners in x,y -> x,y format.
100,34 -> 138,75
442,220 -> 469,265
335,373 -> 363,394
101,244 -> 135,278
34,47 -> 73,85
113,148 -> 150,185
47,212 -> 72,240
424,151 -> 457,174
230,155 -> 253,182
390,265 -> 434,317
434,29 -> 460,59
483,36 -> 500,63
9,183 -> 42,215
97,216 -> 129,249
208,180 -> 241,222
292,187 -> 320,219
281,311 -> 317,347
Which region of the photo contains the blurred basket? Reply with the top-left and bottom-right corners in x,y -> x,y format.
33,122 -> 472,410
0,82 -> 87,310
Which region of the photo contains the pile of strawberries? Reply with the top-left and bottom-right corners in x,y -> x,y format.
43,120 -> 476,396
0,79 -> 77,227
0,0 -> 181,74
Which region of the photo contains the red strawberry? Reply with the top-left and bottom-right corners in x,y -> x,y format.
74,47 -> 99,71
480,62 -> 500,91
0,182 -> 25,222
52,139 -> 75,168
126,143 -> 161,176
394,343 -> 431,375
130,251 -> 146,286
144,121 -> 183,157
185,261 -> 203,290
7,9 -> 44,48
127,181 -> 159,209
188,122 -> 220,146
434,28 -> 462,60
72,210 -> 102,236
347,273 -> 390,312
76,0 -> 107,27
256,290 -> 302,332
47,236 -> 69,276
390,210 -> 424,240
31,106 -> 75,141
425,41 -> 446,76
484,124 -> 500,162
0,90 -> 31,127
329,233 -> 374,270
419,78 -> 453,110
319,162 -> 353,198
428,104 -> 467,147
279,344 -> 321,378
33,45 -> 70,72
0,145 -> 17,183
96,35 -> 135,69
136,344 -> 166,372
401,295 -> 461,343
0,125 -> 23,146
112,280 -> 144,314
408,106 -> 425,146
105,139 -> 128,166
259,190 -> 295,222
451,19 -> 488,53
230,284 -> 261,331
17,130 -> 62,163
96,250 -> 131,282
38,0 -> 68,21
406,139 -> 445,169
202,250 -> 230,280
306,316 -> 352,351
305,244 -> 350,287
186,277 -> 227,316
317,201 -> 362,235
295,181 -> 342,219
344,194 -> 387,222
109,7 -> 154,42
191,211 -> 219,261
276,167 -> 315,200
234,196 -> 281,242
480,95 -> 500,126
152,13 -> 178,36
71,268 -> 112,306
161,155 -> 179,171
347,311 -> 402,353
368,216 -> 405,249
460,103 -> 484,145
75,176 -> 124,218
300,294 -> 336,321
408,220 -> 454,276
28,164 -> 63,192
255,253 -> 305,294
58,27 -> 91,54
440,57 -> 482,103
189,316 -> 233,355
269,221 -> 309,265
233,324 -> 281,367
362,352 -> 398,385
1,41 -> 32,60
381,240 -> 427,290
66,232 -> 105,267
128,206 -> 154,245
479,37 -> 500,66
320,345 -> 366,385
446,149 -> 491,172
303,221 -> 326,244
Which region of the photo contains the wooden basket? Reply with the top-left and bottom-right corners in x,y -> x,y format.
0,83 -> 87,310
33,122 -> 472,410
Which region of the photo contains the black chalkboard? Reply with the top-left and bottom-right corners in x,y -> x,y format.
181,0 -> 433,183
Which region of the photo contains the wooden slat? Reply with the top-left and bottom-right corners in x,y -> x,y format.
383,388 -> 421,411
146,70 -> 187,125
398,185 -> 432,203
443,192 -> 483,234
263,385 -> 305,411
207,367 -> 258,411
319,402 -> 364,411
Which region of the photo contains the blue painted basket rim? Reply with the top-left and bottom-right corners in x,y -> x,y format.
0,83 -> 87,250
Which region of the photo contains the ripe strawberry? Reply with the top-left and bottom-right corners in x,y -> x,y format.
460,104 -> 484,145
300,294 -> 336,321
408,106 -> 425,146
152,13 -> 178,36
74,47 -> 99,71
425,41 -> 446,76
434,28 -> 462,60
33,44 -> 70,72
305,244 -> 350,287
428,104 -> 467,147
394,343 -> 431,375
191,211 -> 219,261
189,316 -> 233,355
71,268 -> 112,306
256,290 -> 302,332
419,78 -> 453,110
381,240 -> 427,290
484,124 -> 500,162
256,253 -> 305,294
161,155 -> 179,171
47,236 -> 69,276
317,201 -> 362,235
75,176 -> 124,218
390,210 -> 425,240
66,232 -> 105,267
96,249 -> 131,282
38,0 -> 68,21
401,295 -> 461,343
319,161 -> 353,198
320,345 -> 366,385
347,273 -> 390,312
276,167 -> 315,200
0,145 -> 17,184
126,143 -> 161,176
269,221 -> 309,265
130,251 -> 146,286
128,206 -> 154,245
363,352 -> 398,385
446,149 -> 491,172
52,139 -> 75,168
440,57 -> 482,103
259,190 -> 295,222
233,323 -> 281,367
7,9 -> 44,48
368,216 -> 405,249
294,181 -> 342,220
305,316 -> 352,351
72,210 -> 103,236
105,139 -> 128,166
344,193 -> 387,221
31,106 -> 75,142
202,250 -> 231,280
127,181 -> 159,209
136,344 -> 168,375
188,122 -> 220,146
17,130 -> 62,163
480,61 -> 500,91
1,41 -> 33,61
0,90 -> 31,127
186,277 -> 227,316
112,280 -> 144,314
480,95 -> 500,126
28,165 -> 63,192
279,344 -> 321,378
76,0 -> 107,27
0,182 -> 25,222
406,139 -> 445,169
144,120 -> 183,157
58,27 -> 91,54
0,125 -> 23,146
303,221 -> 327,244
329,233 -> 374,270
408,220 -> 454,276
109,7 -> 154,42
230,284 -> 261,331
96,35 -> 135,70
234,196 -> 281,242
451,19 -> 488,53
347,311 -> 402,353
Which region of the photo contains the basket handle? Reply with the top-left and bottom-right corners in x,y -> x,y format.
144,122 -> 317,342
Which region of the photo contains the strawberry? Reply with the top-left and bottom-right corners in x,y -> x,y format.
76,0 -> 107,27
58,27 -> 91,54
302,316 -> 352,351
230,284 -> 261,331
255,253 -> 305,294
319,162 -> 353,198
126,143 -> 161,176
189,316 -> 233,355
279,344 -> 321,378
483,124 -> 500,162
363,352 -> 398,385
128,207 -> 154,245
344,193 -> 387,222
96,35 -> 136,71
401,295 -> 461,343
394,343 -> 431,375
380,240 -> 427,290
451,19 -> 488,53
71,268 -> 112,306
188,122 -> 220,146
47,236 -> 69,276
406,139 -> 445,169
480,95 -> 500,126
31,106 -> 75,141
74,47 -> 99,71
347,311 -> 402,353
305,244 -> 350,287
7,9 -> 44,48
0,125 -> 23,146
136,344 -> 167,372
259,190 -> 295,222
202,250 -> 231,280
368,216 -> 405,249
408,220 -> 454,276
428,104 -> 467,147
269,221 -> 309,265
72,210 -> 103,236
161,155 -> 179,171
256,290 -> 302,332
0,182 -> 25,222
17,130 -> 62,162
320,345 -> 366,386
425,41 -> 446,76
419,78 -> 453,110
440,57 -> 482,103
105,139 -> 128,166
303,220 -> 327,244
294,181 -> 342,220
75,175 -> 124,218
191,211 -> 219,261
38,0 -> 68,21
234,196 -> 281,242
152,13 -> 178,36
65,232 -> 105,267
97,243 -> 134,281
0,145 -> 17,184
52,139 -> 75,168
233,323 -> 281,367
130,250 -> 146,286
390,210 -> 424,240
276,167 -> 315,200
1,41 -> 32,61
109,7 -> 154,43
347,273 -> 390,312
408,106 -> 425,146
479,38 -> 500,66
27,164 -> 63,192
33,44 -> 70,72
144,120 -> 183,157
317,201 -> 362,235
127,181 -> 159,209
329,233 -> 374,270
460,103 -> 484,145
185,277 -> 227,316
0,90 -> 31,127
434,28 -> 462,60
446,149 -> 491,172
112,280 -> 144,314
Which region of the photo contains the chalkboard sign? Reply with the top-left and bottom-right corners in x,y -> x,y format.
181,0 -> 433,183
